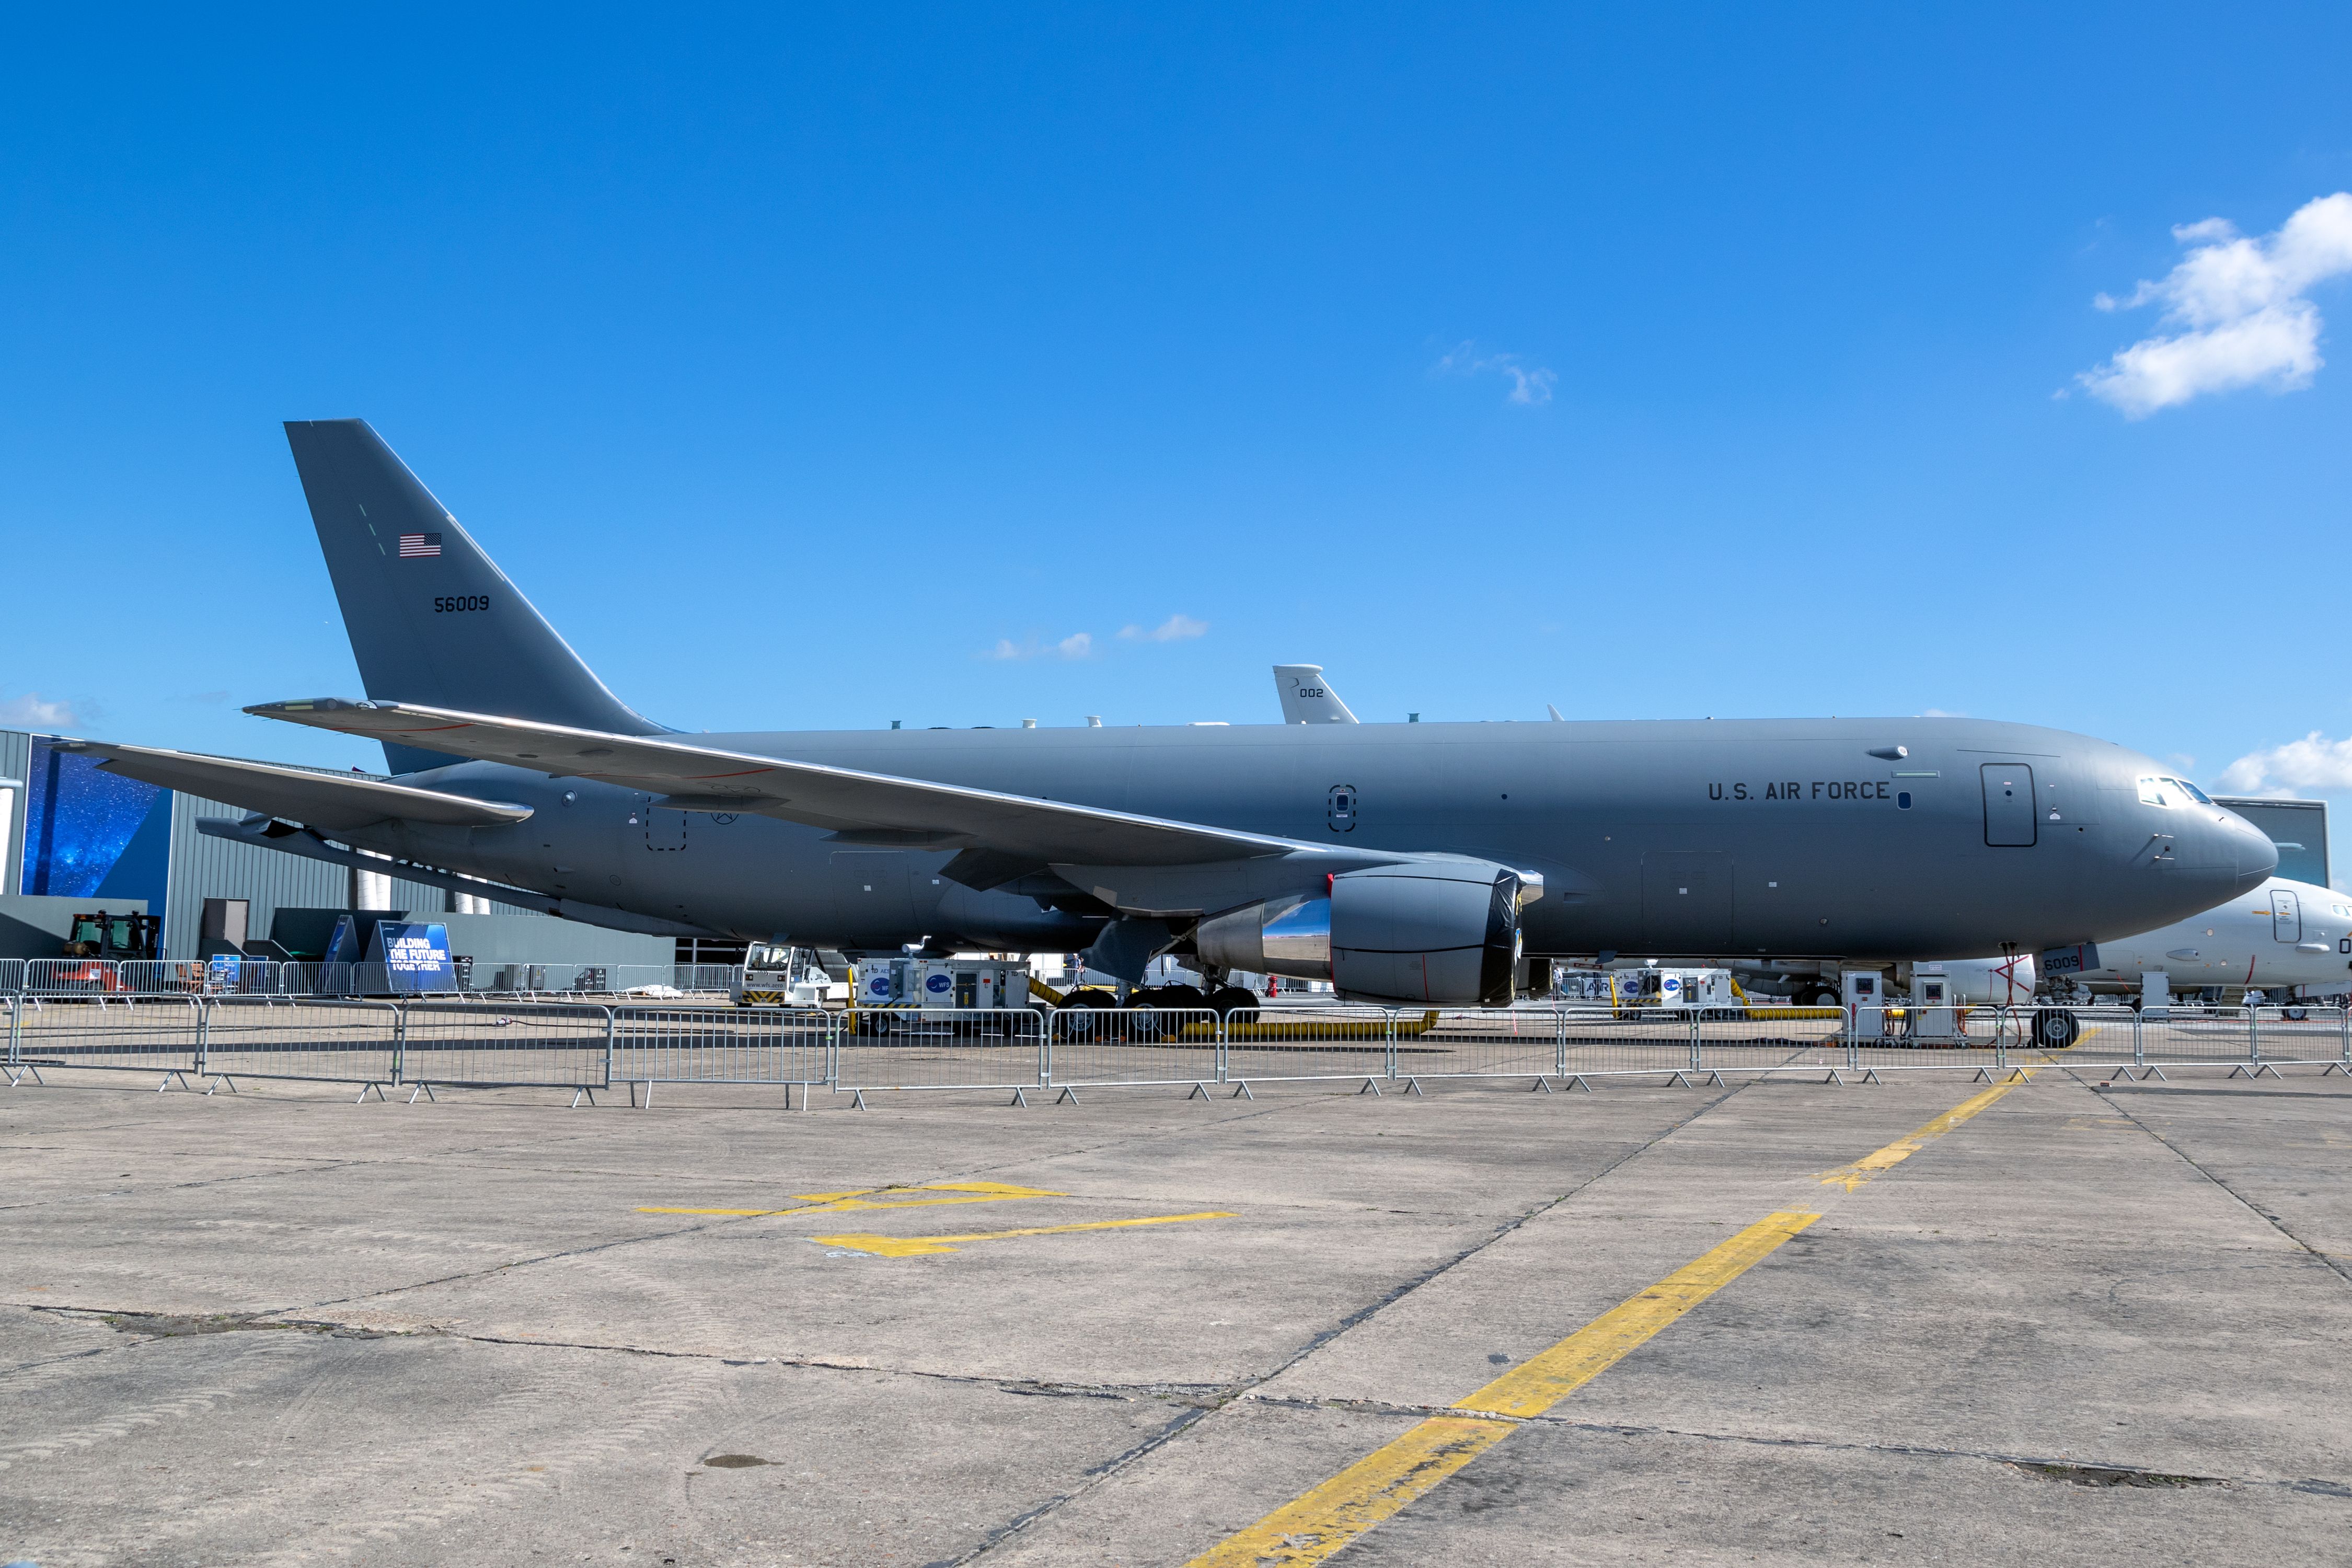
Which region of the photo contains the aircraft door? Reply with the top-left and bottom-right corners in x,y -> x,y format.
1980,764 -> 2037,847
2272,890 -> 2301,942
630,793 -> 688,851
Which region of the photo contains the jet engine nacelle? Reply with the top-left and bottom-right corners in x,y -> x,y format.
1196,861 -> 1526,1007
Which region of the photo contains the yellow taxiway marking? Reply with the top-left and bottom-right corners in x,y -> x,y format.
1191,1071 -> 2042,1566
1814,1072 -> 2033,1192
816,1210 -> 1237,1258
637,1181 -> 1065,1218
1188,1210 -> 1819,1566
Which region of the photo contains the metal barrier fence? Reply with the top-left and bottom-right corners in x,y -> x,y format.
396,1001 -> 613,1101
1221,1006 -> 1401,1091
9,995 -> 204,1089
197,998 -> 403,1096
7,958 -> 743,1000
22,957 -> 130,996
615,1006 -> 831,1105
9,999 -> 2346,1102
2016,1004 -> 2352,1078
1047,1007 -> 1222,1097
832,1008 -> 1048,1103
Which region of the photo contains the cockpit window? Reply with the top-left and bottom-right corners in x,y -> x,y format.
2168,777 -> 2213,805
2136,776 -> 2173,806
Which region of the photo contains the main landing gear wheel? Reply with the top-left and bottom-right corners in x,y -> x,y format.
2032,1007 -> 2080,1050
1207,986 -> 1261,1023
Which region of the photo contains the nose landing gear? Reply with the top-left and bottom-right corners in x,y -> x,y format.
2032,1007 -> 2080,1050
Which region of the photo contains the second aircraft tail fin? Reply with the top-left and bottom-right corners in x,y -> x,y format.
282,420 -> 664,773
1273,664 -> 1359,724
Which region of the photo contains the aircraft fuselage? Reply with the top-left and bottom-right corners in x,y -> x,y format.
358,714 -> 2275,960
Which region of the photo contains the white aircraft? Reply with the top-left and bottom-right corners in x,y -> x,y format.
1272,664 -> 1358,723
2058,874 -> 2351,1001
1736,954 -> 2036,1007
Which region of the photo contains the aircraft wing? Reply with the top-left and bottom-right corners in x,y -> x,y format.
55,739 -> 535,832
247,699 -> 1302,867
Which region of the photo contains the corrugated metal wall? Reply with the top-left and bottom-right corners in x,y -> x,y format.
167,793 -> 357,954
0,727 -> 30,896
165,793 -> 540,957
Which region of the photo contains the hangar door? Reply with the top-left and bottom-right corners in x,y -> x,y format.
1980,764 -> 2037,847
1640,852 -> 1733,953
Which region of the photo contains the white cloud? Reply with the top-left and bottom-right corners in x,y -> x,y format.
2217,731 -> 2352,793
1118,614 -> 1207,643
1918,708 -> 1966,718
983,632 -> 1094,661
0,693 -> 79,728
2078,193 -> 2352,417
1434,341 -> 1557,406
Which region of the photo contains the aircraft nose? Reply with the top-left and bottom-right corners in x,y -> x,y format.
2220,808 -> 2278,895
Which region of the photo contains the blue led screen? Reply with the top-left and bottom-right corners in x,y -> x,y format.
18,739 -> 172,907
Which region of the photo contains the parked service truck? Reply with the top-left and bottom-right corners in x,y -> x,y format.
852,955 -> 1031,1012
734,943 -> 848,1007
1610,966 -> 1740,1016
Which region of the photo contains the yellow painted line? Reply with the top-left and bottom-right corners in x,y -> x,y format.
1187,1210 -> 1819,1566
1815,1073 -> 2033,1192
816,1210 -> 1237,1258
1456,1209 -> 1819,1416
638,1181 -> 1064,1218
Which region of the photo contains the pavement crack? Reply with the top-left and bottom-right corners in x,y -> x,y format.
1227,1079 -> 1757,1392
2065,1068 -> 2352,1288
928,1403 -> 1213,1568
1237,1393 -> 2328,1491
952,1082 -> 1756,1559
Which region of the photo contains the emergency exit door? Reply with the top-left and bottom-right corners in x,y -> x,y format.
2273,889 -> 2301,942
1980,764 -> 2037,847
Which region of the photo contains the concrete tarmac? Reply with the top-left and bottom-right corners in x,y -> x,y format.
3,1066 -> 2349,1566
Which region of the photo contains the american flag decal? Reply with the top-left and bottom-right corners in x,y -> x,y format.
398,533 -> 443,558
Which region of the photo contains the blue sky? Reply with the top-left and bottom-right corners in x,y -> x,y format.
3,7 -> 2349,867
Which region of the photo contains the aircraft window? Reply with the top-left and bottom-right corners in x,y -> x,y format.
2167,777 -> 2213,805
2136,777 -> 2172,806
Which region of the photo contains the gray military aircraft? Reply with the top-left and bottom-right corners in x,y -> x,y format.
67,419 -> 2276,1007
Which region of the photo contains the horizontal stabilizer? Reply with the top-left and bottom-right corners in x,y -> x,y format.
247,698 -> 1320,869
56,740 -> 533,832
195,817 -> 719,939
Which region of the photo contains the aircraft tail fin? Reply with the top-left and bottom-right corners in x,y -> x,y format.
282,420 -> 664,773
1273,664 -> 1359,724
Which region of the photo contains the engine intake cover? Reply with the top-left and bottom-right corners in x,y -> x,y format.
1196,860 -> 1525,1007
